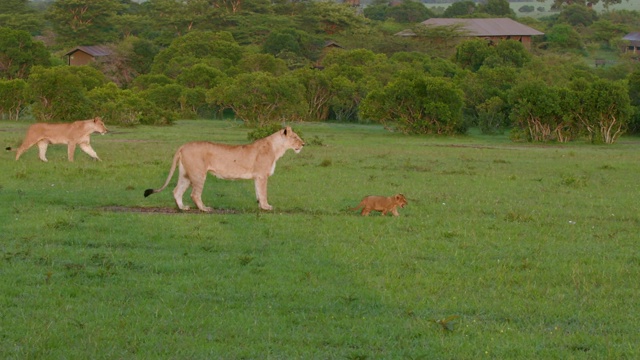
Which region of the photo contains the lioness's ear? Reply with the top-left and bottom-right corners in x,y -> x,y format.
283,128 -> 288,135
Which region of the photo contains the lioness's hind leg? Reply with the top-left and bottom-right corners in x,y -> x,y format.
173,170 -> 192,211
79,143 -> 100,161
37,141 -> 49,162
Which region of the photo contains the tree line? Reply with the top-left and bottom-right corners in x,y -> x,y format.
1,0 -> 640,143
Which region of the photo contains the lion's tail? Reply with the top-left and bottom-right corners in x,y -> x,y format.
144,148 -> 181,198
349,202 -> 364,211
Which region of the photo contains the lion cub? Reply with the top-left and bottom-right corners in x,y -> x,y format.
350,194 -> 407,216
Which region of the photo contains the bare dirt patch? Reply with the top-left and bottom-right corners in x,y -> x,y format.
102,206 -> 239,214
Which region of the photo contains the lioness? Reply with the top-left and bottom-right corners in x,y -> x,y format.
8,117 -> 108,162
350,194 -> 408,216
144,127 -> 304,212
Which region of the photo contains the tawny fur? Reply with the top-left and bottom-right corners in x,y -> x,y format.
350,194 -> 408,216
9,117 -> 108,162
144,127 -> 304,212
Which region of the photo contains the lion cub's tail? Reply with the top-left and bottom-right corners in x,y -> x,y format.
144,149 -> 182,198
6,147 -> 14,152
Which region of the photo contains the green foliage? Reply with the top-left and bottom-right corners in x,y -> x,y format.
569,79 -> 631,144
67,66 -> 107,91
130,74 -> 174,91
151,31 -> 243,78
247,123 -> 284,141
558,4 -> 599,27
87,82 -> 174,126
478,0 -> 516,17
508,77 -> 631,144
207,71 -> 307,127
544,24 -> 584,51
454,39 -> 496,72
299,1 -> 366,35
176,64 -> 227,89
46,0 -> 123,45
384,0 -> 434,23
360,75 -> 465,134
0,78 -> 27,120
26,66 -> 93,122
508,80 -> 571,142
0,27 -> 50,79
237,53 -> 288,76
443,1 -> 477,17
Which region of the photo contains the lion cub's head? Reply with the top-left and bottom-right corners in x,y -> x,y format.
395,194 -> 408,208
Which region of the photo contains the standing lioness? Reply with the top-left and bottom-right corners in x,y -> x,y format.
9,117 -> 108,162
144,127 -> 304,212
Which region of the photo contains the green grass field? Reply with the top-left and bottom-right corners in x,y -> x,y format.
1,119 -> 639,358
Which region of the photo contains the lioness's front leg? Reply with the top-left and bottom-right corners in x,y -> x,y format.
254,176 -> 272,210
79,143 -> 101,161
67,143 -> 76,161
37,141 -> 49,162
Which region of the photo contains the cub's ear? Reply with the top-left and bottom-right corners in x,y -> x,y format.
283,128 -> 288,135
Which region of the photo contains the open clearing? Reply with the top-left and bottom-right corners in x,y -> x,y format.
1,120 -> 639,358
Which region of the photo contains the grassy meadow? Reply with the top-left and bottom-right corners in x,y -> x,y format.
1,119 -> 639,358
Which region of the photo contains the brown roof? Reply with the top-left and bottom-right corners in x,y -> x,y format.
65,45 -> 113,57
421,18 -> 544,37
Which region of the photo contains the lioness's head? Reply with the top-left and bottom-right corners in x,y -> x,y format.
395,194 -> 408,208
283,127 -> 304,153
93,117 -> 108,135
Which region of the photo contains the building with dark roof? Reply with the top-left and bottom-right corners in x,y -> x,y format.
623,32 -> 640,54
65,46 -> 113,66
418,18 -> 544,50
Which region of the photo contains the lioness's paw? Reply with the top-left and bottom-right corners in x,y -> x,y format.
201,207 -> 213,213
260,204 -> 273,211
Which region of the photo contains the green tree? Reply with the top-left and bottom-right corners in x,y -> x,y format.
26,66 -> 93,122
176,64 -> 227,89
544,24 -> 583,51
569,79 -> 631,144
484,40 -> 531,69
557,4 -> 598,27
385,0 -> 434,23
142,0 -> 220,44
88,82 -> 174,125
0,78 -> 27,120
362,4 -> 387,21
293,67 -> 333,121
151,31 -> 243,78
589,19 -> 628,48
478,0 -> 516,18
299,1 -> 365,35
207,72 -> 307,127
0,27 -> 50,79
540,0 -> 624,10
360,76 -> 465,135
237,53 -> 288,76
627,70 -> 640,134
47,0 -> 124,45
443,1 -> 477,17
454,39 -> 495,72
508,80 -> 569,142
0,0 -> 44,34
